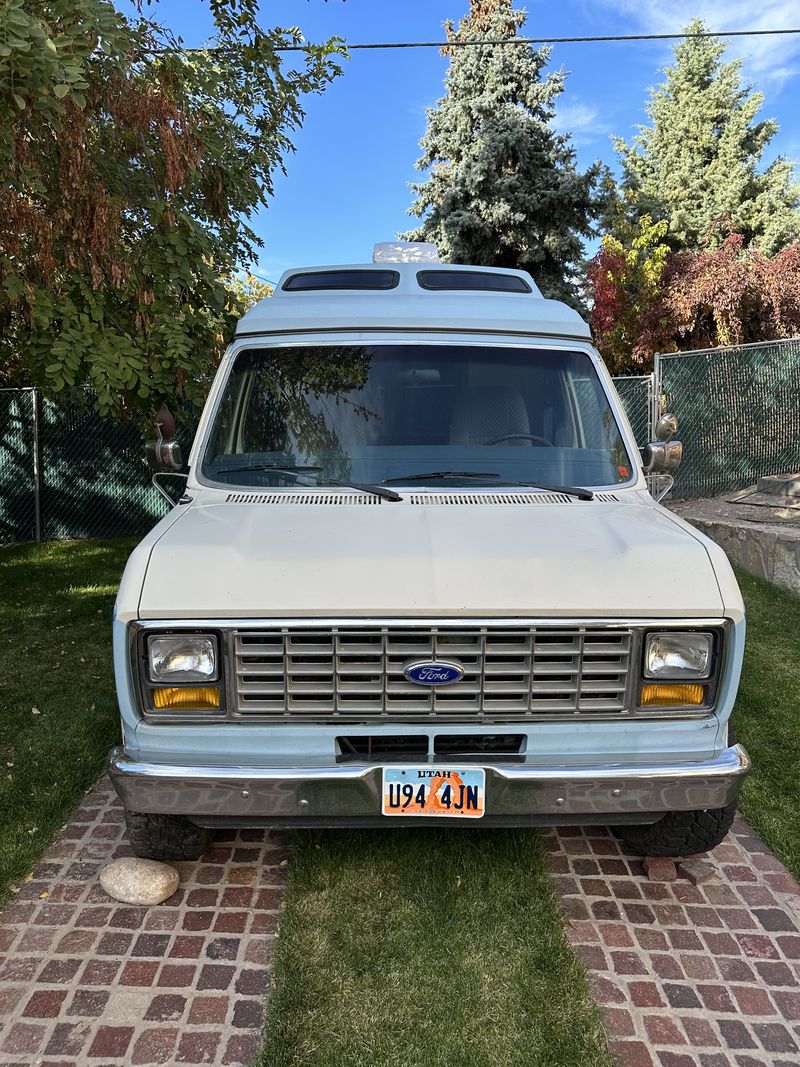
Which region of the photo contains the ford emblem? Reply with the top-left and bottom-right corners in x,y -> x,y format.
404,660 -> 465,686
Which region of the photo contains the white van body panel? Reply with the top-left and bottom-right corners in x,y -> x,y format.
132,494 -> 724,620
110,259 -> 748,832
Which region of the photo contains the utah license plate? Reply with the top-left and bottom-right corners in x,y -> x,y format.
381,766 -> 485,818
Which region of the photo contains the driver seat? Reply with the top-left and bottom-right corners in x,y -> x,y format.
449,387 -> 531,446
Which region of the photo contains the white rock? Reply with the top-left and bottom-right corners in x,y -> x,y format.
99,858 -> 180,905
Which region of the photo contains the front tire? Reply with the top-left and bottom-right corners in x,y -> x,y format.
613,801 -> 738,857
124,811 -> 211,861
614,721 -> 739,857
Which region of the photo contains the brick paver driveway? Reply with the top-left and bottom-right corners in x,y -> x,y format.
2,782 -> 800,1066
0,779 -> 286,1066
548,817 -> 800,1067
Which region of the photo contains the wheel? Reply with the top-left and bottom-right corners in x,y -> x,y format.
612,801 -> 738,857
124,811 -> 211,861
613,720 -> 739,857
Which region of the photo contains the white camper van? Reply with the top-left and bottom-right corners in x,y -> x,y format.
108,244 -> 749,860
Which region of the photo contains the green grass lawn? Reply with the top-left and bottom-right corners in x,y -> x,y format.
262,829 -> 614,1067
733,567 -> 800,879
0,538 -> 134,905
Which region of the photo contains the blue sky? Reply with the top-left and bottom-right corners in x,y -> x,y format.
133,1 -> 800,284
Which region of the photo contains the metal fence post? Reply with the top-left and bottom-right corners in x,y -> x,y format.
650,353 -> 662,437
31,387 -> 42,543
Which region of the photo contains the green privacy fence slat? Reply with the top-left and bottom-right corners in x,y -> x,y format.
39,397 -> 170,541
1,340 -> 798,543
660,338 -> 800,500
612,375 -> 652,447
0,393 -> 201,544
0,389 -> 36,544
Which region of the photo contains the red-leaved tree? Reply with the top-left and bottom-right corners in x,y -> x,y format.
589,228 -> 800,373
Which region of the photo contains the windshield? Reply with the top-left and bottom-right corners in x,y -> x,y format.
201,344 -> 634,489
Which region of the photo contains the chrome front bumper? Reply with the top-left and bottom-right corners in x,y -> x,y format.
108,744 -> 750,827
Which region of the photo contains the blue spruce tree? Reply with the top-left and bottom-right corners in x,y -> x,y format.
403,0 -> 606,309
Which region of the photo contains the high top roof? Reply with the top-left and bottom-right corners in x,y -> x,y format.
235,261 -> 591,343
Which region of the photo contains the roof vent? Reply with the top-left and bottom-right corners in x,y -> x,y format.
373,241 -> 439,264
282,269 -> 399,292
417,269 -> 532,294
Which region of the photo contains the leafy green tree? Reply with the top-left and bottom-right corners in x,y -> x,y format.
0,0 -> 343,418
402,0 -> 606,308
225,274 -> 273,316
587,215 -> 671,373
614,19 -> 800,254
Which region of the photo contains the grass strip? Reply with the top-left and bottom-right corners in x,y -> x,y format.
0,538 -> 133,906
262,828 -> 614,1067
733,567 -> 800,879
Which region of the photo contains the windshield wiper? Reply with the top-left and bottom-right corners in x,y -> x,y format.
215,463 -> 402,503
383,471 -> 593,501
217,463 -> 323,475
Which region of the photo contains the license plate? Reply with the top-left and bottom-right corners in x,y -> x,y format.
381,766 -> 485,818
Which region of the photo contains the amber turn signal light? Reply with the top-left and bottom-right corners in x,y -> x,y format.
640,682 -> 705,707
152,686 -> 221,710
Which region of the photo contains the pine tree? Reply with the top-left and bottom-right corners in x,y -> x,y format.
615,19 -> 800,254
402,0 -> 606,308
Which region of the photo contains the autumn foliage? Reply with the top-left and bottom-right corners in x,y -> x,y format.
0,0 -> 342,419
589,225 -> 800,373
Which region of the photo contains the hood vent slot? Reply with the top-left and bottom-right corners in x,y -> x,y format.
225,492 -> 380,505
408,492 -> 573,505
225,490 -> 620,505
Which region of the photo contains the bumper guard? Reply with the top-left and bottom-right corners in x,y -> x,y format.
107,744 -> 750,827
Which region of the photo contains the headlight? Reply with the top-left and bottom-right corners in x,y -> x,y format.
148,634 -> 218,683
644,632 -> 712,680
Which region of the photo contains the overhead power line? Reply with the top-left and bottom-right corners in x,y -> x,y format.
262,27 -> 800,53
145,27 -> 800,58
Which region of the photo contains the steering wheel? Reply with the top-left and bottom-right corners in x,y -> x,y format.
485,433 -> 555,447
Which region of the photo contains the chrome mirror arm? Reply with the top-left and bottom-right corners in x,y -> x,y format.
152,471 -> 188,508
648,474 -> 674,503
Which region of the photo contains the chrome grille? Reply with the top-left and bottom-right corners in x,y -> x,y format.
232,624 -> 635,722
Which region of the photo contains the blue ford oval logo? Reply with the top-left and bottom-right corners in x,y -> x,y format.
404,660 -> 464,686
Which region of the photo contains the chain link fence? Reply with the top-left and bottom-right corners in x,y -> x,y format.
611,374 -> 652,447
1,339 -> 798,544
40,396 -> 172,541
658,338 -> 800,499
0,389 -> 38,544
1,391 -> 172,545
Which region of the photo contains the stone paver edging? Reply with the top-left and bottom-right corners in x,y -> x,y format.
0,779 -> 286,1066
547,817 -> 800,1067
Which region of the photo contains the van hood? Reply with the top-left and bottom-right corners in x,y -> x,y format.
135,497 -> 724,619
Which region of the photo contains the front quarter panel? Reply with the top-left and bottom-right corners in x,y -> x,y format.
114,507 -> 189,624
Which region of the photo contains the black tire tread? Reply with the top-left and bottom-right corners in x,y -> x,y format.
613,721 -> 739,857
124,811 -> 211,861
613,801 -> 737,857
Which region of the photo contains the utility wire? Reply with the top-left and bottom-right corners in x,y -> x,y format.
152,27 -> 800,54
295,28 -> 800,51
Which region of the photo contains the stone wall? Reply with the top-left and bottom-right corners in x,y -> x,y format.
669,498 -> 800,597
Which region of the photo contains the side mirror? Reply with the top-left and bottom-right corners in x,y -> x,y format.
642,412 -> 682,473
642,440 -> 683,473
655,412 -> 679,442
145,409 -> 183,472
